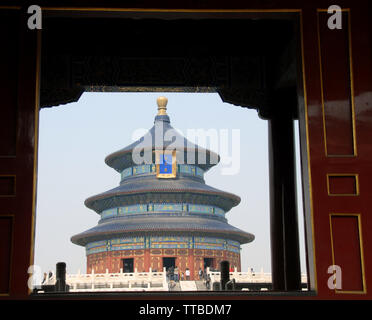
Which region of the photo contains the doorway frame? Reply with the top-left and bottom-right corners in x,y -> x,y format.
122,258 -> 134,273
29,6 -> 316,297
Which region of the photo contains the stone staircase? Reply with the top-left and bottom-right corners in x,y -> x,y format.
176,280 -> 208,291
179,280 -> 197,291
168,281 -> 181,291
195,280 -> 208,291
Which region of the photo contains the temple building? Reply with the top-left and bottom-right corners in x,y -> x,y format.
71,97 -> 254,280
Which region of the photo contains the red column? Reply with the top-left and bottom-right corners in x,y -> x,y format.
144,249 -> 151,271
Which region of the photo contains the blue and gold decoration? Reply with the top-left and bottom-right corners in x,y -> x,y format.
121,164 -> 204,181
85,236 -> 241,255
156,150 -> 177,178
100,203 -> 226,220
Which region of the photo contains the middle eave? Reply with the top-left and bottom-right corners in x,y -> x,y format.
85,175 -> 241,213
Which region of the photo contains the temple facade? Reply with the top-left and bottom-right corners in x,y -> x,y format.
71,97 -> 254,280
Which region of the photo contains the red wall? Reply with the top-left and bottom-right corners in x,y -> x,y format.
87,249 -> 241,280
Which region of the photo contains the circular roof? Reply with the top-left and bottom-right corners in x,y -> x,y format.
105,98 -> 220,172
85,174 -> 241,212
71,215 -> 255,246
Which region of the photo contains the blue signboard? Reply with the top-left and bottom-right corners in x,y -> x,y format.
159,154 -> 173,174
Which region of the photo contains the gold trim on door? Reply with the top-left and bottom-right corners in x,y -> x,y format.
329,213 -> 366,294
326,173 -> 359,196
0,175 -> 16,197
0,215 -> 15,296
317,9 -> 357,157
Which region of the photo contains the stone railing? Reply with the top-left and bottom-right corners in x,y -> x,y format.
40,267 -> 307,292
44,268 -> 168,292
206,267 -> 308,290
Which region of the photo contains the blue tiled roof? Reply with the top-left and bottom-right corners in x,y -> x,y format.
105,115 -> 220,172
71,215 -> 255,246
85,175 -> 240,212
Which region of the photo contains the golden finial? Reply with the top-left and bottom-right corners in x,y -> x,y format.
157,96 -> 168,115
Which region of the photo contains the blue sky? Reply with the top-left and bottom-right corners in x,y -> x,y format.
34,92 -> 306,275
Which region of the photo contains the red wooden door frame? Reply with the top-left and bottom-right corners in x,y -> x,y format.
1,2 -> 371,299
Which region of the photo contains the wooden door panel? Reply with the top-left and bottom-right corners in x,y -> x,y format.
330,215 -> 365,293
303,4 -> 371,298
0,8 -> 39,298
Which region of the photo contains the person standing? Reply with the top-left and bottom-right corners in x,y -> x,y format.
198,268 -> 203,280
185,268 -> 190,280
206,274 -> 211,290
42,272 -> 47,285
169,266 -> 174,281
174,266 -> 179,282
48,271 -> 53,284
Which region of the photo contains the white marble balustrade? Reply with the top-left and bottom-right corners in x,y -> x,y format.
43,267 -> 168,292
206,267 -> 308,291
